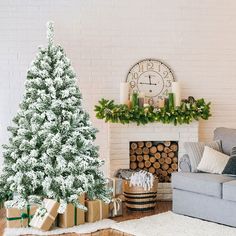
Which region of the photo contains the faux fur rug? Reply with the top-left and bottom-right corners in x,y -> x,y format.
4,212 -> 236,236
4,219 -> 116,236
114,211 -> 236,236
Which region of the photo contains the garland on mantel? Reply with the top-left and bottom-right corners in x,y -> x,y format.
94,97 -> 211,125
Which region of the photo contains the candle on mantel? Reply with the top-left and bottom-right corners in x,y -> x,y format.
158,99 -> 165,108
138,92 -> 145,107
172,81 -> 181,107
120,82 -> 129,105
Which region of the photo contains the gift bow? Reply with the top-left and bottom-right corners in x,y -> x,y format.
111,198 -> 122,216
6,205 -> 33,227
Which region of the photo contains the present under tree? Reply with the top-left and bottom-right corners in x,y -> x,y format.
0,22 -> 110,212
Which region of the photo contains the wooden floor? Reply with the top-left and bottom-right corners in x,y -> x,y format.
0,201 -> 172,236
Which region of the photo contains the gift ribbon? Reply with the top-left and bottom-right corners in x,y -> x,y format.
74,206 -> 77,225
99,200 -> 103,220
111,198 -> 122,216
6,205 -> 33,227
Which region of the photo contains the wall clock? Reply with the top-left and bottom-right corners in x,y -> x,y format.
126,59 -> 175,104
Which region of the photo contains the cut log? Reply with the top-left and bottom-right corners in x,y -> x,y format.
150,146 -> 157,154
168,152 -> 175,158
164,176 -> 170,182
170,144 -> 178,151
173,157 -> 178,163
157,144 -> 164,152
142,147 -> 150,155
164,147 -> 171,153
156,169 -> 162,175
149,166 -> 155,174
158,158 -> 165,165
145,160 -> 151,168
162,163 -> 169,171
137,155 -> 143,162
130,155 -> 136,162
162,170 -> 168,177
161,152 -> 167,158
130,149 -> 135,155
167,168 -> 174,174
130,162 -> 137,170
143,154 -> 149,161
131,142 -> 138,150
138,141 -> 144,148
159,175 -> 165,182
150,157 -> 156,163
145,141 -> 153,148
154,153 -> 161,159
138,162 -> 145,169
136,148 -> 143,155
164,141 -> 171,147
171,163 -> 178,171
165,157 -> 172,164
153,162 -> 160,169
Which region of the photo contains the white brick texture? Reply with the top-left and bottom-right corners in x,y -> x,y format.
1,0 -> 236,176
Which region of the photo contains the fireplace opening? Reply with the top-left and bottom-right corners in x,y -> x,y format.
129,141 -> 178,183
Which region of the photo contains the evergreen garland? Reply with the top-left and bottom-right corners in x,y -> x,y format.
95,97 -> 211,125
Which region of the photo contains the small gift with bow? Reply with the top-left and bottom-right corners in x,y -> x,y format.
58,194 -> 85,228
85,199 -> 109,223
5,202 -> 38,228
30,199 -> 59,231
109,197 -> 122,217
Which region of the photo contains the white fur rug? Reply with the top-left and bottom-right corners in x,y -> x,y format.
114,212 -> 236,236
4,212 -> 236,236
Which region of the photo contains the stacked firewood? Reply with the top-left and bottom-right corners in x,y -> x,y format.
130,141 -> 178,182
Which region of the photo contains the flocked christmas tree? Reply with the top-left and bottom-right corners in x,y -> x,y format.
0,22 -> 110,211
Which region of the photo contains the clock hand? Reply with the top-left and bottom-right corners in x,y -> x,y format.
139,82 -> 157,85
149,75 -> 151,85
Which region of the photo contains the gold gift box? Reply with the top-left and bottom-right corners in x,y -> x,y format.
30,199 -> 59,231
58,194 -> 85,228
85,200 -> 109,223
6,205 -> 38,228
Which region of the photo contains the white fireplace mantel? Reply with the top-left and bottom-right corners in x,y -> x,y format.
108,122 -> 199,200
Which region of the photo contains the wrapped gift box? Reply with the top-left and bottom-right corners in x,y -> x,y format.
85,200 -> 109,223
109,197 -> 123,218
107,178 -> 123,197
6,204 -> 38,228
58,194 -> 85,228
30,199 -> 59,231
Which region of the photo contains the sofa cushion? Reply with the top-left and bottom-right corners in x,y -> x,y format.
214,127 -> 236,155
184,140 -> 222,172
179,154 -> 191,172
223,180 -> 236,202
172,172 -> 236,198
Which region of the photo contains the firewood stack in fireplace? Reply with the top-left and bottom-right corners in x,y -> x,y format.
129,141 -> 178,182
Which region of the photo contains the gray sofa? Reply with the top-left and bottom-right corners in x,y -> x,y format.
172,127 -> 236,227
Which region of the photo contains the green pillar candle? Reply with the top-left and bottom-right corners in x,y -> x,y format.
168,93 -> 174,109
131,92 -> 139,108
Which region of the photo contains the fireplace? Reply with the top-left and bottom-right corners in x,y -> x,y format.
108,122 -> 198,200
129,141 -> 178,183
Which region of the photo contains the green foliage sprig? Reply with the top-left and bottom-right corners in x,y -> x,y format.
94,97 -> 211,125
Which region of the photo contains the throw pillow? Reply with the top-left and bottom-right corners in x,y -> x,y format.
184,140 -> 222,172
197,146 -> 230,174
222,146 -> 236,175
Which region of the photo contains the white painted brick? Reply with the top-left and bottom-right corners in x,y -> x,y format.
1,0 -> 236,182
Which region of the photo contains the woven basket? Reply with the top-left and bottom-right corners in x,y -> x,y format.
123,178 -> 158,211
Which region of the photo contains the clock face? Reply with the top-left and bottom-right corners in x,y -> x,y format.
126,59 -> 175,103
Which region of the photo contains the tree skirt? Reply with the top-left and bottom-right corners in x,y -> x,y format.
4,219 -> 116,236
4,212 -> 236,236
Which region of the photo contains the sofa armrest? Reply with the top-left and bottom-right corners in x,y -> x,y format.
179,154 -> 192,172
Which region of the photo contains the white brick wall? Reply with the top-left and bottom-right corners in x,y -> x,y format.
1,0 -> 236,176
